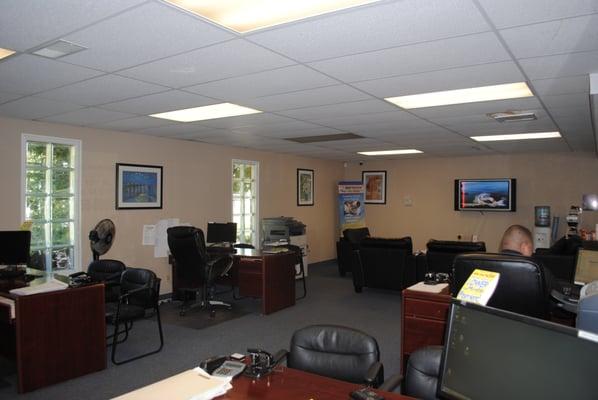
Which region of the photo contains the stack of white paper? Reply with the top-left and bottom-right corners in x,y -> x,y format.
9,279 -> 68,296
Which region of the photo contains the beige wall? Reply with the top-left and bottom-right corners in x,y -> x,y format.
0,117 -> 343,293
345,152 -> 598,252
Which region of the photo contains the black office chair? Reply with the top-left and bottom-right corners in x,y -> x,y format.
452,253 -> 550,319
380,346 -> 443,400
423,240 -> 486,275
167,226 -> 234,316
285,325 -> 384,388
281,244 -> 307,300
87,259 -> 126,303
107,268 -> 164,365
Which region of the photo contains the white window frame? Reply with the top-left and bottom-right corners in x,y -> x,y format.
21,134 -> 82,273
232,159 -> 259,247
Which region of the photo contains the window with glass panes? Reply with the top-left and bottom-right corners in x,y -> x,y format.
23,135 -> 80,273
232,160 -> 258,246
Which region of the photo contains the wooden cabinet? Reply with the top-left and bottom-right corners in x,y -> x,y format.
401,284 -> 451,372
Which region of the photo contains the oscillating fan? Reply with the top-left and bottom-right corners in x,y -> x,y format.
89,219 -> 115,261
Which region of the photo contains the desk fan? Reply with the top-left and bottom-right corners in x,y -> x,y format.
89,219 -> 115,261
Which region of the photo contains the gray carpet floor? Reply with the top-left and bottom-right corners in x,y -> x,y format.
0,261 -> 403,400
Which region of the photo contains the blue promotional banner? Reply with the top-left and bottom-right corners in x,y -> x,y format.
338,181 -> 366,234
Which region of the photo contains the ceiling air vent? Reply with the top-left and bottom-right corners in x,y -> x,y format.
286,133 -> 363,143
32,40 -> 87,59
487,111 -> 537,123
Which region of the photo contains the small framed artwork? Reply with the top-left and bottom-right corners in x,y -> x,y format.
297,168 -> 314,206
363,170 -> 387,204
116,163 -> 163,209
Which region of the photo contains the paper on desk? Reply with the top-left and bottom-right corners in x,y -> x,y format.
407,281 -> 449,294
189,368 -> 232,400
9,278 -> 68,296
0,297 -> 15,319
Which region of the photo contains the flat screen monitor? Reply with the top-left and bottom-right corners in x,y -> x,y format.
574,249 -> 598,285
582,194 -> 598,211
438,301 -> 598,400
0,231 -> 31,266
454,179 -> 516,212
206,222 -> 237,244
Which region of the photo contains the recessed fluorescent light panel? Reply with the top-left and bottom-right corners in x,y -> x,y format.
32,40 -> 86,59
471,132 -> 561,142
385,82 -> 533,109
358,149 -> 423,156
150,102 -> 262,122
165,0 -> 381,33
0,47 -> 16,60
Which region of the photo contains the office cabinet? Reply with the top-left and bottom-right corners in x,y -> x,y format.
401,283 -> 451,373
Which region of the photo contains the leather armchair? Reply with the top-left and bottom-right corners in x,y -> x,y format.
417,240 -> 486,279
380,345 -> 443,400
287,324 -> 384,388
452,253 -> 550,319
352,237 -> 416,293
336,227 -> 370,276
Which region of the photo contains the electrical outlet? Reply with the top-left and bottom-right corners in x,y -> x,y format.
166,274 -> 171,283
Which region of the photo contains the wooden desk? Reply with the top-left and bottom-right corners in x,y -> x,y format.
401,283 -> 451,373
116,366 -> 415,400
170,249 -> 296,315
0,275 -> 106,393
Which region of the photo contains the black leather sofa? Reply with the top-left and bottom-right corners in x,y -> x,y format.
416,239 -> 486,280
352,236 -> 416,293
336,227 -> 370,276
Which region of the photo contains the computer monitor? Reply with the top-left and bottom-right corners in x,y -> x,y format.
438,300 -> 598,400
0,230 -> 31,266
206,222 -> 237,244
574,249 -> 598,285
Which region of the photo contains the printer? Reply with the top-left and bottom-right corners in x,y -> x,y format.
262,217 -> 308,277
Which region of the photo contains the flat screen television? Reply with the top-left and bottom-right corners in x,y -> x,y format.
454,179 -> 516,212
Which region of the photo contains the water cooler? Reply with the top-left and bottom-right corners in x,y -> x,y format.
533,206 -> 551,250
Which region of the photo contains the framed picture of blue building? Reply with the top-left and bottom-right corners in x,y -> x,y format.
116,163 -> 163,209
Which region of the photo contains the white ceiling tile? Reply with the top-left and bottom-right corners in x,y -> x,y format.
549,106 -> 591,119
240,85 -> 372,112
248,0 -> 489,62
531,75 -> 590,96
500,14 -> 598,59
231,121 -> 341,136
36,75 -> 167,106
0,91 -> 23,105
61,2 -> 233,72
542,93 -> 590,110
197,113 -> 296,129
308,33 -> 511,82
40,107 -> 134,126
118,40 -> 295,88
0,54 -> 102,95
409,97 -> 543,119
277,99 -> 396,121
477,0 -> 598,29
420,144 -> 493,157
0,0 -> 146,51
566,136 -> 595,151
136,123 -> 217,137
309,110 -> 419,130
99,90 -> 214,115
185,65 -> 337,100
353,61 -> 525,98
257,127 -> 345,139
481,139 -> 570,153
452,120 -> 559,136
0,96 -> 83,120
91,116 -> 176,131
519,50 -> 598,80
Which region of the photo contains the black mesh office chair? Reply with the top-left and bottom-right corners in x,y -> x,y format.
107,268 -> 163,365
87,259 -> 126,303
167,226 -> 234,316
380,346 -> 443,400
286,325 -> 384,388
281,244 -> 307,300
452,253 -> 550,319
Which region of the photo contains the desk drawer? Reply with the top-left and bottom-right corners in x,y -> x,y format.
404,298 -> 449,321
403,316 -> 446,355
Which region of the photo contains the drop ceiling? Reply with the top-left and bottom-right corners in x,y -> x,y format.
0,0 -> 597,161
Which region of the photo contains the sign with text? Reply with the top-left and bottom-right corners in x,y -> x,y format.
338,181 -> 366,235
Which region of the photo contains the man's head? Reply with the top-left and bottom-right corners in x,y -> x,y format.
500,224 -> 533,256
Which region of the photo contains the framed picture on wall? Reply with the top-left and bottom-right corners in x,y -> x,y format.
116,163 -> 163,209
297,168 -> 314,206
362,170 -> 387,204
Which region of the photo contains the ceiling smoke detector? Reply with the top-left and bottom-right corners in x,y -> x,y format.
487,111 -> 537,123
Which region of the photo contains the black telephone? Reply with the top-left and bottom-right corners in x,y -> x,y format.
244,348 -> 287,379
199,355 -> 246,378
68,271 -> 93,287
200,355 -> 228,374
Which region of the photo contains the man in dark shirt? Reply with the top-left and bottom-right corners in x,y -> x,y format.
499,224 -> 534,257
